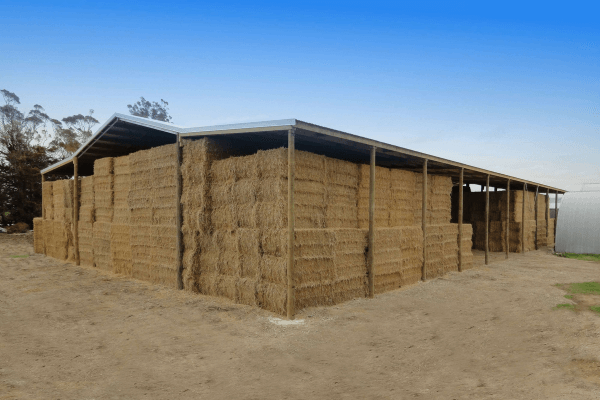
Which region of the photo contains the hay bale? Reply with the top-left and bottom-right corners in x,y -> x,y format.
257,282 -> 287,315
93,221 -> 112,271
94,157 -> 113,176
33,218 -> 44,253
400,226 -> 423,286
79,221 -> 94,267
111,224 -> 132,275
42,181 -> 53,220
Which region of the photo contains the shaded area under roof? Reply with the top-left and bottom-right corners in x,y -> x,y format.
42,114 -> 566,193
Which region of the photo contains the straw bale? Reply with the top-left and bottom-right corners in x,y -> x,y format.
93,222 -> 112,271
153,207 -> 176,225
78,221 -> 94,267
296,283 -> 334,309
332,277 -> 367,303
33,218 -> 44,253
49,221 -> 72,261
257,282 -> 286,315
400,226 -> 423,286
94,157 -> 113,176
217,275 -> 238,301
42,182 -> 53,220
197,232 -> 220,275
237,278 -> 258,306
255,202 -> 286,229
257,177 -> 286,202
113,155 -> 130,173
111,224 -> 132,275
256,148 -> 286,179
261,229 -> 287,257
326,157 -> 359,188
359,164 -> 391,189
333,228 -> 367,281
325,204 -> 358,228
112,207 -> 130,224
260,255 -> 287,285
79,205 -> 95,223
296,151 -> 326,182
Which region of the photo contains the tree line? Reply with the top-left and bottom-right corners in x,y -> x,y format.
0,89 -> 172,227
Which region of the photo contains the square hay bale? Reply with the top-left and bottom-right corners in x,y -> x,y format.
400,226 -> 423,286
332,276 -> 367,304
94,157 -> 114,176
33,218 -> 44,253
257,148 -> 287,179
237,278 -> 258,306
296,151 -> 326,183
257,282 -> 286,315
261,229 -> 287,257
93,222 -> 112,271
260,255 -> 287,285
296,283 -> 334,310
333,228 -> 367,281
326,157 -> 359,188
42,181 -> 55,220
111,224 -> 132,275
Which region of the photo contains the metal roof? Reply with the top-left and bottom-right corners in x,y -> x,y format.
42,113 -> 566,193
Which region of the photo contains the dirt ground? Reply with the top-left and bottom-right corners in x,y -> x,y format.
1,233 -> 600,399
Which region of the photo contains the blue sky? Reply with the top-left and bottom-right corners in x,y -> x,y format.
2,1 -> 598,194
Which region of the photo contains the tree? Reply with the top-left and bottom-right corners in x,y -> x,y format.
50,110 -> 99,159
0,89 -> 59,226
127,97 -> 172,123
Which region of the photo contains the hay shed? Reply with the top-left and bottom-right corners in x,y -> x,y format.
37,114 -> 566,318
555,191 -> 600,254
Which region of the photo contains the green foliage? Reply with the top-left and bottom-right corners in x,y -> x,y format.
564,295 -> 573,300
590,306 -> 600,314
554,303 -> 575,310
559,253 -> 600,262
567,282 -> 600,295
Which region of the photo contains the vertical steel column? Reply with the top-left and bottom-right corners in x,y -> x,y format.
41,174 -> 46,219
534,186 -> 539,250
367,147 -> 376,298
554,190 -> 558,247
522,184 -> 527,253
546,188 -> 550,244
176,135 -> 183,290
422,160 -> 428,281
287,129 -> 296,319
73,158 -> 80,266
505,179 -> 510,259
458,168 -> 464,272
485,175 -> 490,265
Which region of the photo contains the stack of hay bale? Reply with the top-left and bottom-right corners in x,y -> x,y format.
129,148 -> 154,282
129,144 -> 178,287
93,158 -> 113,270
50,180 -> 74,261
390,169 -> 417,227
460,224 -> 474,269
400,226 -> 424,285
332,228 -> 367,302
78,176 -> 95,266
111,155 -> 132,275
468,190 -> 541,253
358,165 -> 391,228
41,181 -> 53,256
33,217 -> 44,253
325,158 -> 359,228
373,228 -> 402,293
180,138 -> 223,292
425,224 -> 458,279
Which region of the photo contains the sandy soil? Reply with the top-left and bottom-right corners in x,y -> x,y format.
1,233 -> 600,399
